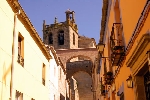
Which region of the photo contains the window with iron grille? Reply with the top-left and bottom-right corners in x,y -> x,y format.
49,32 -> 53,44
42,63 -> 46,86
58,30 -> 64,45
73,33 -> 75,45
18,35 -> 24,67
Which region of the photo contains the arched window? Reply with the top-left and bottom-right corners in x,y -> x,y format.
58,30 -> 64,45
49,33 -> 53,44
73,33 -> 75,45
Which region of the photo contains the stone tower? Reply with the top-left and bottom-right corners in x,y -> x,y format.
43,9 -> 79,49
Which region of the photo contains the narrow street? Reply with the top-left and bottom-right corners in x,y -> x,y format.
0,0 -> 150,100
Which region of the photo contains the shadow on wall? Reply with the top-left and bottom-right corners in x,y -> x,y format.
1,61 -> 11,100
60,93 -> 65,100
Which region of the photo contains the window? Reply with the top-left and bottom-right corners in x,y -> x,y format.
54,95 -> 55,100
15,90 -> 23,100
60,68 -> 61,80
120,92 -> 124,100
49,33 -> 53,44
42,63 -> 46,86
18,35 -> 24,67
104,58 -> 107,75
58,30 -> 64,45
73,33 -> 75,45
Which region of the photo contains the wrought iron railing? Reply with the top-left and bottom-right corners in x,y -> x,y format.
110,23 -> 125,66
104,71 -> 113,85
17,55 -> 24,67
110,23 -> 123,49
100,84 -> 106,96
42,78 -> 45,86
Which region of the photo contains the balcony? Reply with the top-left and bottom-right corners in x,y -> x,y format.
17,55 -> 24,67
104,71 -> 113,85
110,23 -> 125,66
100,84 -> 106,96
42,78 -> 45,86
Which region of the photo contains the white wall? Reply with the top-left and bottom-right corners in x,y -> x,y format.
49,50 -> 59,100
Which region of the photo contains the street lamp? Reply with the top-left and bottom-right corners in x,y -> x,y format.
126,75 -> 133,88
96,43 -> 105,52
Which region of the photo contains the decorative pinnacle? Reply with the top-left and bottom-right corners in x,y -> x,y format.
54,17 -> 58,24
65,9 -> 71,13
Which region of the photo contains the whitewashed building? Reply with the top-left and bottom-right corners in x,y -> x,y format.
47,46 -> 59,100
47,46 -> 70,100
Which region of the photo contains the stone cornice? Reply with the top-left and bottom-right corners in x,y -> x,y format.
6,0 -> 52,60
126,33 -> 150,68
46,21 -> 78,34
99,0 -> 109,44
49,46 -> 60,66
58,57 -> 66,74
126,1 -> 150,55
56,48 -> 98,54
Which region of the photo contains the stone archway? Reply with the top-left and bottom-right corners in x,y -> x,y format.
56,48 -> 99,100
66,59 -> 92,80
67,55 -> 92,62
56,48 -> 98,69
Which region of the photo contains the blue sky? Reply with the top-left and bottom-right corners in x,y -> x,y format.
18,0 -> 102,44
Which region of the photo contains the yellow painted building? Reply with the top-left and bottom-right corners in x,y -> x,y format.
97,0 -> 150,100
0,0 -> 51,100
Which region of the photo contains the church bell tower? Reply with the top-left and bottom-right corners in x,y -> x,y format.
43,9 -> 79,50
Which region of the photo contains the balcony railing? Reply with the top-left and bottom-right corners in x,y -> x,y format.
42,78 -> 45,86
104,71 -> 113,85
17,55 -> 24,67
100,84 -> 106,96
110,23 -> 125,66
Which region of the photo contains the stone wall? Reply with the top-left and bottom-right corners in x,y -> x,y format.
73,71 -> 93,100
56,48 -> 98,69
66,60 -> 93,79
69,26 -> 78,49
78,36 -> 96,48
43,23 -> 70,49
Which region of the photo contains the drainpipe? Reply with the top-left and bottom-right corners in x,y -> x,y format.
10,10 -> 20,100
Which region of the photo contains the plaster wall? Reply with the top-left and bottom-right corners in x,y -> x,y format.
100,0 -> 150,100
0,0 -> 50,100
49,50 -> 59,100
58,65 -> 67,100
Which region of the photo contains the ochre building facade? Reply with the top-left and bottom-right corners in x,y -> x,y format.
97,0 -> 150,100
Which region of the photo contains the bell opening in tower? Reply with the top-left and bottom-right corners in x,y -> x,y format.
58,30 -> 64,45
